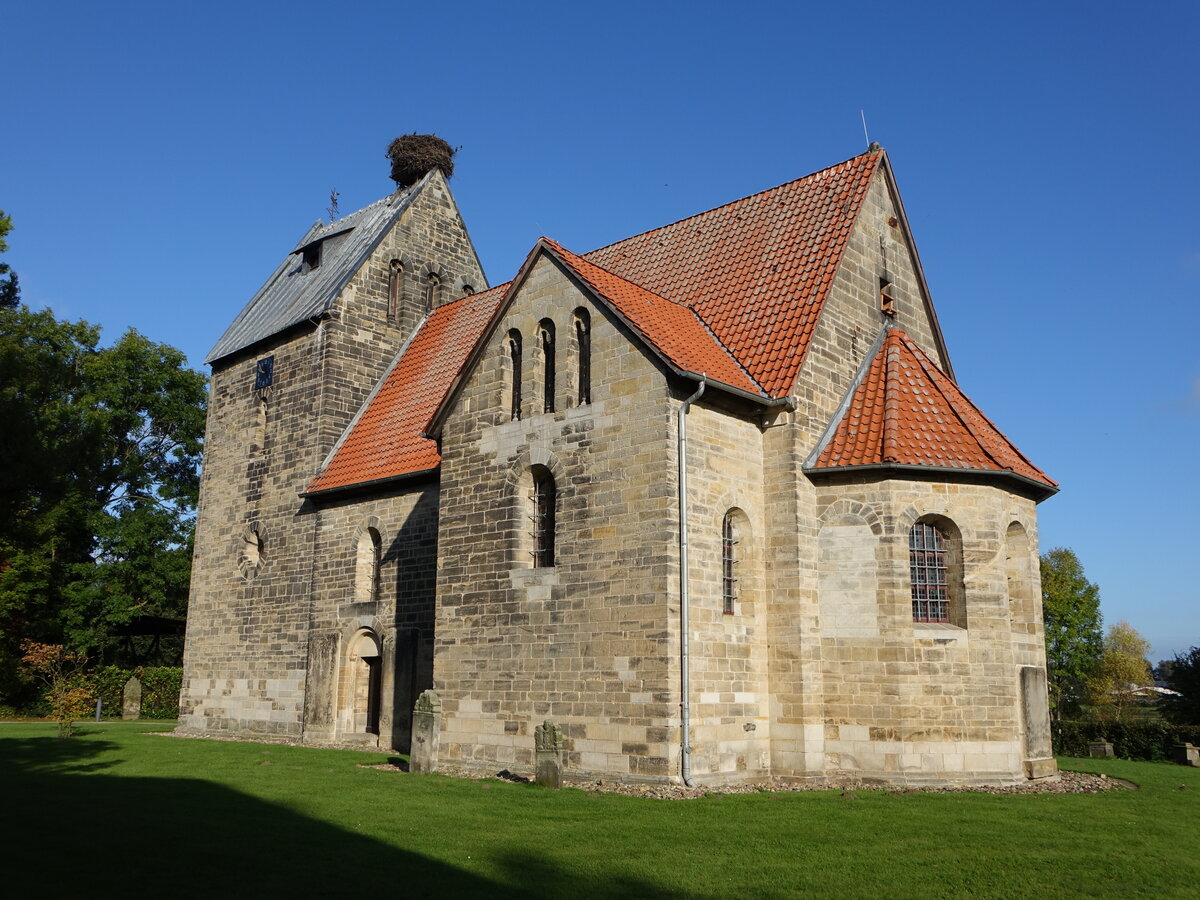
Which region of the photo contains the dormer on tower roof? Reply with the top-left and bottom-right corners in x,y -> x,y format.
206,172 -> 445,365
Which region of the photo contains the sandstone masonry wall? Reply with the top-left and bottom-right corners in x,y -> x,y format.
181,174 -> 483,742
435,255 -> 682,780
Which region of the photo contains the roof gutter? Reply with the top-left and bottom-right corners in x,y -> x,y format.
299,465 -> 439,501
802,462 -> 1059,501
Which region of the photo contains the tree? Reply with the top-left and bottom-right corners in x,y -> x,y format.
1040,547 -> 1103,719
1085,621 -> 1153,723
1162,646 -> 1200,725
0,210 -> 19,309
0,306 -> 206,702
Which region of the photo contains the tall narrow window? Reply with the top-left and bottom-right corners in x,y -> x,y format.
507,330 -> 522,421
910,522 -> 948,622
356,526 -> 382,604
573,308 -> 591,406
538,319 -> 556,414
530,466 -> 556,568
388,260 -> 405,323
369,528 -> 381,601
424,273 -> 439,313
722,511 -> 740,614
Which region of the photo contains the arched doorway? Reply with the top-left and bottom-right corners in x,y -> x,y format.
348,631 -> 382,736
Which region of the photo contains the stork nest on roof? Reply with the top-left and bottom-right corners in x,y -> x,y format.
386,133 -> 456,187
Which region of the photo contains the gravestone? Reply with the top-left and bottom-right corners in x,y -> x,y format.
1088,739 -> 1115,758
122,676 -> 142,720
410,690 -> 441,774
1172,743 -> 1199,767
535,719 -> 564,789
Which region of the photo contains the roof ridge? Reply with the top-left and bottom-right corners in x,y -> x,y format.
553,238 -> 690,310
582,149 -> 881,258
804,324 -> 892,467
689,306 -> 767,394
545,240 -> 766,398
550,241 -> 764,393
893,329 -> 1054,483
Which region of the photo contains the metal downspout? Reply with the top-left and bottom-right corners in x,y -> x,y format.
678,375 -> 706,787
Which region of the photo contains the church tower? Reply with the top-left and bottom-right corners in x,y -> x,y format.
180,137 -> 486,742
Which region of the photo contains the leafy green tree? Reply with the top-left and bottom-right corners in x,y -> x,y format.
0,306 -> 205,702
0,210 -> 18,309
1085,621 -> 1153,723
1162,646 -> 1200,725
1040,547 -> 1103,719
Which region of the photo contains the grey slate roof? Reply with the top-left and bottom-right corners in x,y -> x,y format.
206,173 -> 432,364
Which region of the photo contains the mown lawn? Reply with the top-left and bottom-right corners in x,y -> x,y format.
1,722 -> 1196,898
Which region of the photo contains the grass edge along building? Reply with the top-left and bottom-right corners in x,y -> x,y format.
180,142 -> 1059,786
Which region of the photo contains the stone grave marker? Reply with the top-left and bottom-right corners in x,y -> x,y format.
535,719 -> 564,789
410,690 -> 441,774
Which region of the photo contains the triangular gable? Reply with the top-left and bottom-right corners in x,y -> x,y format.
208,169 -> 450,365
584,150 -> 886,397
302,284 -> 507,495
423,237 -> 772,445
806,327 -> 1056,496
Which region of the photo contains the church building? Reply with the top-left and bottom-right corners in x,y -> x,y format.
179,142 -> 1058,784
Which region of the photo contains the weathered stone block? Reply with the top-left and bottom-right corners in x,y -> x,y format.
410,690 -> 442,774
1172,743 -> 1199,767
122,677 -> 142,720
534,719 -> 564,789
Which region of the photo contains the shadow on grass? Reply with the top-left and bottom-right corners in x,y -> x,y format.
0,738 -> 685,898
0,730 -> 120,775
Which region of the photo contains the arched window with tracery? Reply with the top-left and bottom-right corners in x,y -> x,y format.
530,465 -> 556,568
507,330 -> 522,421
573,308 -> 591,406
538,319 -> 556,414
910,522 -> 947,622
722,510 -> 739,614
909,518 -> 965,625
355,527 -> 382,604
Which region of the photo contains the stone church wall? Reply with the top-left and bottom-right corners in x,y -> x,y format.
179,329 -> 324,735
675,398 -> 772,781
180,173 -> 485,741
435,255 -> 683,779
810,477 -> 1045,782
300,484 -> 439,752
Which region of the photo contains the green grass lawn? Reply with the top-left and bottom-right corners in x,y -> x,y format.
1,722 -> 1196,898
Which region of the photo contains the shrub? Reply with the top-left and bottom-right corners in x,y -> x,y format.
139,667 -> 183,719
90,666 -> 182,719
1053,719 -> 1200,760
19,640 -> 94,737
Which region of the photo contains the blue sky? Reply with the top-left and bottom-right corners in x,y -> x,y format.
4,1 -> 1196,660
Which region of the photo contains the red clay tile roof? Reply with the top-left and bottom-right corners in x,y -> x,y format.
544,240 -> 762,396
304,284 -> 507,494
810,328 -> 1056,491
308,151 -> 971,495
585,150 -> 881,397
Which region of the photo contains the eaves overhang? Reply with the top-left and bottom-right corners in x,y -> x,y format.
802,462 -> 1059,502
299,465 -> 439,502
